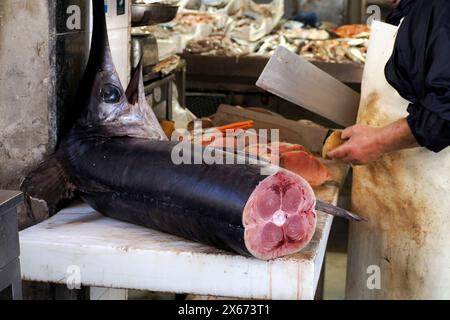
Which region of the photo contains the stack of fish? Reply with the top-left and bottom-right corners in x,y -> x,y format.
185,34 -> 251,56
134,0 -> 370,64
185,21 -> 370,63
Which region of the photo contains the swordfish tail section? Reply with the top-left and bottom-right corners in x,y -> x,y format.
62,137 -> 317,260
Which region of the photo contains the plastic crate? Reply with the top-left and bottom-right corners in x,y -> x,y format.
186,93 -> 228,118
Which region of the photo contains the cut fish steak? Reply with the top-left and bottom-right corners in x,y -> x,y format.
244,171 -> 317,260
245,142 -> 332,187
281,151 -> 332,187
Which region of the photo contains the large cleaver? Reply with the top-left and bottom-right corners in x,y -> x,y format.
257,46 -> 361,127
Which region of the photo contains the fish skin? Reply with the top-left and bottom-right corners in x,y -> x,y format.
64,137 -> 267,256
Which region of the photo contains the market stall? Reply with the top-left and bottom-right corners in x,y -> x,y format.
4,0 -> 448,305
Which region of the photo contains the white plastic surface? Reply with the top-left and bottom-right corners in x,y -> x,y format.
20,200 -> 334,299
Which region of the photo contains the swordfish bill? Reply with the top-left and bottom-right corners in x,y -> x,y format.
21,0 -> 358,260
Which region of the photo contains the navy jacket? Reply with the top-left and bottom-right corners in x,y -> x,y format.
385,0 -> 450,152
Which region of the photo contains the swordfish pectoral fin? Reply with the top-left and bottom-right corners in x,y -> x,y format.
20,154 -> 76,219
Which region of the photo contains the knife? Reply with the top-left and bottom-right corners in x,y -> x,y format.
256,46 -> 361,127
316,200 -> 366,222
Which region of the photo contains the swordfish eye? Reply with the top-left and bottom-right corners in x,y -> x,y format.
100,84 -> 122,104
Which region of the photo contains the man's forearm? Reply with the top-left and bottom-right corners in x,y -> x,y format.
379,118 -> 419,153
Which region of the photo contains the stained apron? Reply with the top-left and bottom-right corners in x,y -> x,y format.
346,21 -> 450,299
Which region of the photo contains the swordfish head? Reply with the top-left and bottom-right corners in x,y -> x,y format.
72,0 -> 167,140
20,0 -> 167,218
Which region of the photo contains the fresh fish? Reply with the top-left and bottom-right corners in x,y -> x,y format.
281,150 -> 332,187
21,0 -> 361,261
282,20 -> 305,30
201,0 -> 226,7
245,142 -> 332,187
346,47 -> 366,64
243,11 -> 260,21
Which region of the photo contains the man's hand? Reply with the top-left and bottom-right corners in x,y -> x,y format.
327,118 -> 419,165
327,125 -> 386,165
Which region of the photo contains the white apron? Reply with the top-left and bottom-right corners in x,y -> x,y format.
347,21 -> 450,300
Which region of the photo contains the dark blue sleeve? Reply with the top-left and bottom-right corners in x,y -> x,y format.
385,1 -> 450,152
407,105 -> 450,152
405,21 -> 450,152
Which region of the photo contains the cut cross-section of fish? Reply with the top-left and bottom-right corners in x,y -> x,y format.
243,171 -> 317,260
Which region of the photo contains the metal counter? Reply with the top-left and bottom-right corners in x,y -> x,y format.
0,191 -> 23,300
181,53 -> 364,93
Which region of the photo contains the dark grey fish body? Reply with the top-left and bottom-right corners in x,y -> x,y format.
62,134 -> 267,255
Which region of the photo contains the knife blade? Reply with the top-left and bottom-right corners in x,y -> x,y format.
256,46 -> 361,127
315,200 -> 366,222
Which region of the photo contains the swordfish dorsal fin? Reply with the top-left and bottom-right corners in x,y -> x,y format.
125,58 -> 168,140
72,0 -> 167,140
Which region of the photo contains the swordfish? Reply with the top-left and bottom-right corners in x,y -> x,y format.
21,0 -> 361,261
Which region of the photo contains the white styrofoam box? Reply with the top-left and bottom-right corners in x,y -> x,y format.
157,38 -> 182,59
156,23 -> 215,58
